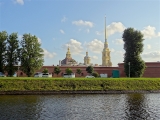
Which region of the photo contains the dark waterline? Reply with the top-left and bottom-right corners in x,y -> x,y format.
0,93 -> 160,120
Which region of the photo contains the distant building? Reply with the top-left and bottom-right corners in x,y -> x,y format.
61,47 -> 78,66
102,16 -> 112,67
84,51 -> 91,65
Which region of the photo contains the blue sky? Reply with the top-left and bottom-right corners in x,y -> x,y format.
0,0 -> 160,66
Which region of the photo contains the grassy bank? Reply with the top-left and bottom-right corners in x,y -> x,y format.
0,77 -> 160,91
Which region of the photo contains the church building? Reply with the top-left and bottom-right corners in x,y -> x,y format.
60,47 -> 78,66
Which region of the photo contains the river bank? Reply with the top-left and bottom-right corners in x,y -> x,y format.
1,90 -> 160,95
0,78 -> 160,94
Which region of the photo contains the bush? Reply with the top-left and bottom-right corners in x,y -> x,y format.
92,71 -> 99,77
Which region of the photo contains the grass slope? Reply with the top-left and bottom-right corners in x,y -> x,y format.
0,77 -> 160,91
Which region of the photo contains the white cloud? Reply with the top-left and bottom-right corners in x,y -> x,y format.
92,56 -> 98,60
38,37 -> 41,43
63,39 -> 83,55
114,50 -> 124,57
115,39 -> 124,45
61,16 -> 67,22
60,29 -> 65,34
141,26 -> 157,39
43,49 -> 57,58
110,48 -> 115,52
158,32 -> 160,37
147,44 -> 151,49
107,22 -> 125,36
86,29 -> 90,33
14,0 -> 24,5
72,20 -> 94,27
96,31 -> 102,35
142,51 -> 160,58
85,39 -> 103,53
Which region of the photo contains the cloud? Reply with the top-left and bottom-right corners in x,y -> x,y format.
147,44 -> 151,49
43,49 -> 56,58
114,50 -> 124,57
86,29 -> 90,33
63,39 -> 83,55
14,0 -> 24,5
142,51 -> 160,58
107,22 -> 125,36
110,48 -> 115,52
141,26 -> 157,39
60,29 -> 65,34
61,16 -> 67,22
85,39 -> 103,53
38,38 -> 41,43
95,31 -> 103,35
141,26 -> 160,39
92,56 -> 98,60
72,20 -> 94,27
115,39 -> 124,45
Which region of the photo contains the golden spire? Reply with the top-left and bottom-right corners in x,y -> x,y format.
105,15 -> 107,43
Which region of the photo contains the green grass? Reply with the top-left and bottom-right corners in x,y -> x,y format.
0,77 -> 160,91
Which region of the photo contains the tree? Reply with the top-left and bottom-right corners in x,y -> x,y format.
42,68 -> 48,73
65,68 -> 72,75
122,28 -> 146,77
0,31 -> 8,73
92,71 -> 99,78
86,66 -> 94,74
54,66 -> 61,76
5,33 -> 19,76
20,34 -> 44,77
76,68 -> 82,77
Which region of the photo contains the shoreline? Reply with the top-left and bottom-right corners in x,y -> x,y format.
0,90 -> 160,95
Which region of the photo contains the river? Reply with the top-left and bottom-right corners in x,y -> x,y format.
0,93 -> 160,120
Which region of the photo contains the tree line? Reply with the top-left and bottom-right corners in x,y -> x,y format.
0,27 -> 146,78
0,31 -> 44,77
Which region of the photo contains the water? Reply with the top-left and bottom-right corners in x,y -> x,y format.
0,93 -> 160,120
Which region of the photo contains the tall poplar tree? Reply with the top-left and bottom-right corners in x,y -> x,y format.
5,33 -> 19,76
122,28 -> 146,77
0,31 -> 8,73
20,34 -> 44,77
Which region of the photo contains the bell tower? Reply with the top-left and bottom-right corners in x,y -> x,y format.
102,16 -> 112,67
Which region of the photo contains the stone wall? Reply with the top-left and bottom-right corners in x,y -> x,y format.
17,62 -> 160,78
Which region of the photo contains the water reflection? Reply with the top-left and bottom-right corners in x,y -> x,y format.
0,94 -> 160,120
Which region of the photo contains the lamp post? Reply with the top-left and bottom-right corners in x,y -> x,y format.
128,62 -> 130,78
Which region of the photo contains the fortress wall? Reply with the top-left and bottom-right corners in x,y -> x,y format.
16,62 -> 160,78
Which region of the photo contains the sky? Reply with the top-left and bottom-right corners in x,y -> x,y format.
0,0 -> 160,66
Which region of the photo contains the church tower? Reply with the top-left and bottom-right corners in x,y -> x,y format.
84,51 -> 91,65
102,16 -> 112,67
66,47 -> 71,58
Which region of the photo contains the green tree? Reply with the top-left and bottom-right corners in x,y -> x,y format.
20,34 -> 44,77
76,68 -> 82,77
86,66 -> 94,74
5,33 -> 19,76
65,68 -> 72,75
54,66 -> 61,76
122,28 -> 146,77
42,68 -> 48,73
0,31 -> 8,73
92,71 -> 99,78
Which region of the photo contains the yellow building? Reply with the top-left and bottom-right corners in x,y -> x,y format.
84,51 -> 91,65
102,17 -> 112,67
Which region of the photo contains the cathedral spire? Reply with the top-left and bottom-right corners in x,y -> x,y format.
105,15 -> 107,43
